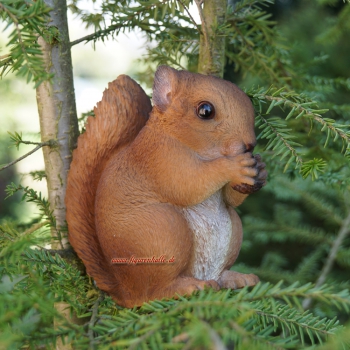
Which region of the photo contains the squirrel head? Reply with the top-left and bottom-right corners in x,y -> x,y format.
151,65 -> 256,159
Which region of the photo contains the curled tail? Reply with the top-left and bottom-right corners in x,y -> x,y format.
65,75 -> 152,293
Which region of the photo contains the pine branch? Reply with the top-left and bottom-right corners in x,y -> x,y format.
70,23 -> 122,46
303,75 -> 350,92
80,283 -> 350,348
229,320 -> 296,350
278,179 -> 344,226
70,0 -> 195,47
22,249 -> 91,312
251,87 -> 350,156
29,170 -> 47,181
254,304 -> 338,345
177,0 -> 202,35
88,292 -> 104,349
5,184 -> 64,249
244,218 -> 333,246
256,114 -> 303,172
0,0 -> 52,85
146,45 -> 188,69
250,87 -> 339,178
42,247 -> 78,260
336,249 -> 350,269
294,248 -> 325,284
224,1 -> 291,83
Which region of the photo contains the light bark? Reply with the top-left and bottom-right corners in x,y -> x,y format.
35,0 -> 80,348
197,0 -> 227,77
36,0 -> 79,249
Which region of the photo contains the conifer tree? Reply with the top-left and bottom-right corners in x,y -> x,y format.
1,0 -> 350,349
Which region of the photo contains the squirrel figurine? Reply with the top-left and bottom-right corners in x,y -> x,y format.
65,65 -> 267,308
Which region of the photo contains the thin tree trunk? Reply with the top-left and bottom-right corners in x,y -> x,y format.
36,0 -> 79,249
197,0 -> 227,77
36,0 -> 80,348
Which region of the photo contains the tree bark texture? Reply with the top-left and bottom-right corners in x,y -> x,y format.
36,1 -> 80,349
197,0 -> 227,78
36,0 -> 79,250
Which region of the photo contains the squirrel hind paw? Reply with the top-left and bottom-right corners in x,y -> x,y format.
218,271 -> 259,289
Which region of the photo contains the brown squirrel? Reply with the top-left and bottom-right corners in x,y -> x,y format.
65,65 -> 267,308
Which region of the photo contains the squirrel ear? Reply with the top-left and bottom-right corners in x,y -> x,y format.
152,65 -> 178,112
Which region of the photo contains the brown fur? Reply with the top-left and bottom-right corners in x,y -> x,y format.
65,66 -> 267,308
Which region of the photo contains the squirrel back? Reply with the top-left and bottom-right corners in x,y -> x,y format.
65,75 -> 151,293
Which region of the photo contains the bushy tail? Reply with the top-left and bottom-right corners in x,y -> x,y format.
65,75 -> 152,292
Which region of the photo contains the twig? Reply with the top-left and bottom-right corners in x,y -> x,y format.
70,24 -> 121,47
177,0 -> 202,34
0,140 -> 54,172
303,211 -> 350,309
17,139 -> 51,146
23,220 -> 50,235
262,94 -> 350,146
194,0 -> 209,47
70,0 -> 170,47
88,292 -> 105,349
0,53 -> 11,60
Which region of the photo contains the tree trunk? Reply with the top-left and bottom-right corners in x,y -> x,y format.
197,0 -> 227,78
36,0 -> 79,348
36,0 -> 79,249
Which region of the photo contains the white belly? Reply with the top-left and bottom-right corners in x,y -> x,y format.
182,191 -> 232,281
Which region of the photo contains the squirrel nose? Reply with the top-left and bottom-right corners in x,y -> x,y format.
244,142 -> 256,153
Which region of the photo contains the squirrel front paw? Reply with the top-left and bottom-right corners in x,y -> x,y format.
231,154 -> 267,194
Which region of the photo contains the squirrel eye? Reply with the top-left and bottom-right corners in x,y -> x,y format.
196,102 -> 215,120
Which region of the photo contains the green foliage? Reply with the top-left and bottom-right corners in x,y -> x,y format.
1,0 -> 350,349
239,176 -> 350,295
79,282 -> 350,349
7,130 -> 55,150
69,0 -> 197,70
0,0 -> 52,86
1,178 -> 350,348
249,86 -> 350,179
1,219 -> 350,350
225,0 -> 292,83
5,183 -> 66,248
29,170 -> 46,181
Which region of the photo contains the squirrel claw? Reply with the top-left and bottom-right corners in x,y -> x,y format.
232,180 -> 265,194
